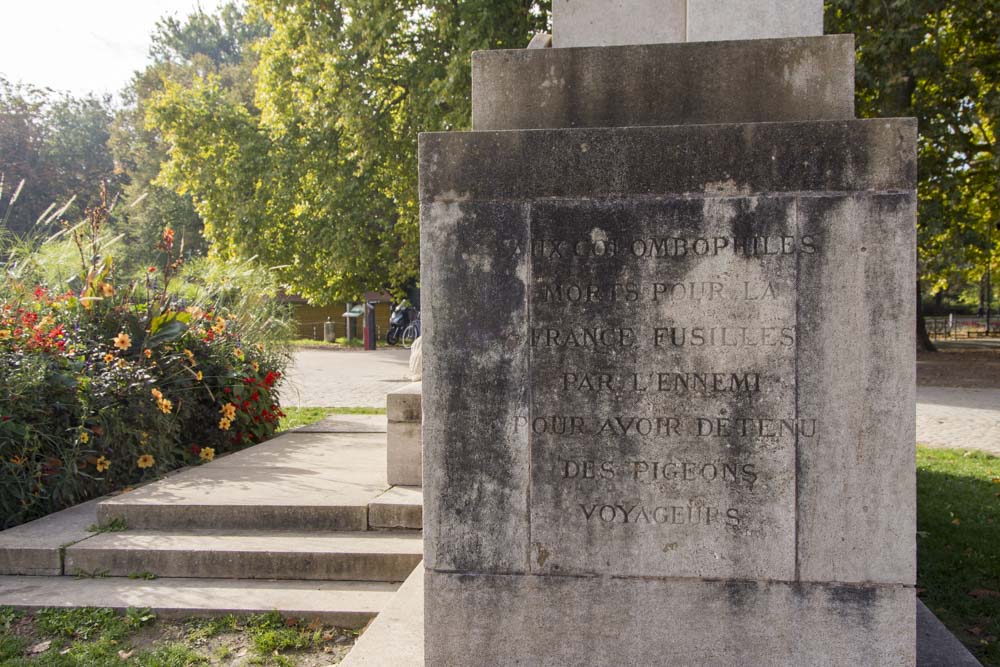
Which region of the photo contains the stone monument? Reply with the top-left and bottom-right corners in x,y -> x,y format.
420,2 -> 916,664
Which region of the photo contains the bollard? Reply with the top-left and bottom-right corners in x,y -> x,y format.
323,317 -> 334,343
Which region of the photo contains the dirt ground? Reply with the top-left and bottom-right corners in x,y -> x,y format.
917,339 -> 1000,389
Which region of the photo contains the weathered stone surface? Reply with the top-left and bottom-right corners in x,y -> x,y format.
65,531 -> 422,582
342,565 -> 424,666
387,421 -> 422,486
473,36 -> 854,131
796,194 -> 917,585
0,575 -> 396,627
387,382 -> 422,422
0,498 -> 101,575
420,120 -> 917,203
425,572 -> 915,666
421,201 -> 531,574
687,0 -> 823,43
97,432 -> 389,531
917,599 -> 983,667
552,0 -> 686,48
421,116 -> 917,661
368,486 -> 423,530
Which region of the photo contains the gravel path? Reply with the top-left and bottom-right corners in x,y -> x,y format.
282,348 -> 413,408
916,386 -> 1000,456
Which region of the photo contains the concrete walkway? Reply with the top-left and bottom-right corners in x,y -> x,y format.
283,348 -> 411,408
917,387 -> 1000,456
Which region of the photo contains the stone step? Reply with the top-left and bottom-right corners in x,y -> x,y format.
368,486 -> 422,530
0,575 -> 396,628
65,530 -> 423,582
0,498 -> 100,576
342,562 -> 424,666
96,431 -> 392,532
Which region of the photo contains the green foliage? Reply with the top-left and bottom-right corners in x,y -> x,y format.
34,607 -> 153,642
148,0 -> 550,303
0,78 -> 121,238
916,447 -> 1000,664
826,1 -> 998,302
0,189 -> 290,528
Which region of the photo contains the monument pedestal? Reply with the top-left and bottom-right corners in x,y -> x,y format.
421,35 -> 916,666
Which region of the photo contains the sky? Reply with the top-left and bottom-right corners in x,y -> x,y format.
0,0 -> 230,99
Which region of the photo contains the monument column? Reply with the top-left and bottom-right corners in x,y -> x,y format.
421,3 -> 916,664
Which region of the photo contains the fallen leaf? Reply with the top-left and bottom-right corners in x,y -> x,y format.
284,617 -> 298,627
323,645 -> 334,653
118,649 -> 134,660
28,641 -> 51,655
969,588 -> 1000,599
951,518 -> 961,525
60,647 -> 71,655
322,631 -> 336,642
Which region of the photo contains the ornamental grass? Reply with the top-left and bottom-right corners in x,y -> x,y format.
0,183 -> 290,528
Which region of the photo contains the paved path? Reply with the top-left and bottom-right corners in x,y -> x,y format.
283,348 -> 412,408
916,386 -> 1000,456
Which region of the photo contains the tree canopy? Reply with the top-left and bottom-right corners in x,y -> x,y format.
827,0 -> 998,309
148,0 -> 549,303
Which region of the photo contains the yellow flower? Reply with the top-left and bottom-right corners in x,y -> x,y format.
199,447 -> 215,462
79,431 -> 89,444
212,317 -> 226,334
113,332 -> 131,351
220,403 -> 237,420
218,417 -> 232,431
233,347 -> 244,361
143,348 -> 152,358
103,353 -> 115,363
0,330 -> 10,340
251,361 -> 259,372
183,349 -> 194,360
140,432 -> 149,444
157,398 -> 173,414
101,283 -> 114,297
196,371 -> 203,381
95,456 -> 110,472
136,454 -> 155,469
151,388 -> 163,400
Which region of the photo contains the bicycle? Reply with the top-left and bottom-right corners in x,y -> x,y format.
401,312 -> 421,349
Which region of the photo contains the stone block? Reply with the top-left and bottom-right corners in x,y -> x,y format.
387,422 -> 422,487
387,382 -> 422,422
473,36 -> 854,131
0,498 -> 100,575
552,0 -> 823,47
552,0 -> 685,48
687,0 -> 823,43
425,572 -> 916,666
419,120 -> 916,203
420,117 -> 917,661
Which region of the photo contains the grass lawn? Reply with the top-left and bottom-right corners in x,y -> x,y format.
277,406 -> 386,432
0,607 -> 357,666
917,446 -> 1000,666
288,338 -> 364,350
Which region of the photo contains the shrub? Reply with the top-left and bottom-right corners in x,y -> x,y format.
0,185 -> 290,528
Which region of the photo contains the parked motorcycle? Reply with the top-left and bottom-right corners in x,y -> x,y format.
386,302 -> 412,345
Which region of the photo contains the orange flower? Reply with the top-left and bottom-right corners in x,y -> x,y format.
212,317 -> 226,335
157,398 -> 173,414
151,388 -> 163,400
143,348 -> 152,358
103,353 -> 115,363
113,332 -> 131,350
199,447 -> 215,462
220,403 -> 237,420
95,456 -> 110,472
136,454 -> 155,469
218,417 -> 232,431
101,283 -> 114,297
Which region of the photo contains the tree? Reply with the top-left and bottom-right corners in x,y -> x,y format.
108,1 -> 268,271
826,1 -> 999,350
0,78 -> 119,236
148,0 -> 550,303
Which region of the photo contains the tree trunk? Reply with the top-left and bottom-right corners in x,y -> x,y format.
916,280 -> 937,352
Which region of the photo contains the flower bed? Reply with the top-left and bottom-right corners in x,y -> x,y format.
0,194 -> 288,528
